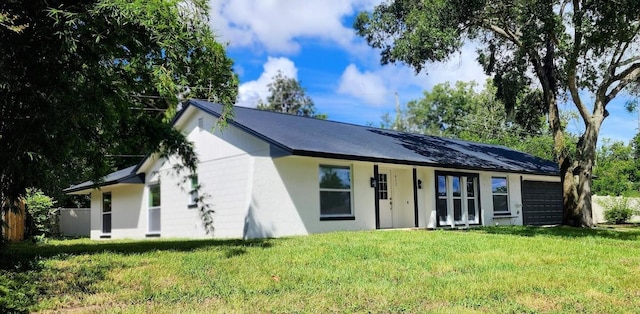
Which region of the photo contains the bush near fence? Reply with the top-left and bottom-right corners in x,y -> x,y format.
592,195 -> 640,224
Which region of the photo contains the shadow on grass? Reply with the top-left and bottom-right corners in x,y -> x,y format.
476,225 -> 640,241
0,238 -> 274,271
0,237 -> 274,313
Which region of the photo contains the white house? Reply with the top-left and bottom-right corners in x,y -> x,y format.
65,100 -> 563,240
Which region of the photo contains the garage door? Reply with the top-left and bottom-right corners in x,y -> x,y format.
521,181 -> 563,226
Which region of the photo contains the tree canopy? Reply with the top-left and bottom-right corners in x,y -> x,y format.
0,0 -> 238,212
257,71 -> 326,119
356,0 -> 640,226
382,80 -> 559,160
593,137 -> 640,197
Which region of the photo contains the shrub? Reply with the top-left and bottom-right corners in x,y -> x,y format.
598,197 -> 638,224
24,189 -> 57,239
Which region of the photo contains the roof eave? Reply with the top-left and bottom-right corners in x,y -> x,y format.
291,150 -> 559,177
63,173 -> 145,195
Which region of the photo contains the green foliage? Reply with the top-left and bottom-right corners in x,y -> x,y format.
597,197 -> 638,224
257,70 -> 326,119
0,0 -> 238,216
24,189 -> 56,240
593,139 -> 640,196
382,80 -> 562,160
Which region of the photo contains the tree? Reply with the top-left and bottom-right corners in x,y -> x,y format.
593,139 -> 640,196
355,0 -> 640,226
257,71 -> 326,119
382,80 -> 558,160
0,1 -> 237,217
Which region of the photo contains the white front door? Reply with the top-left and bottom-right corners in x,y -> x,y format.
378,170 -> 393,228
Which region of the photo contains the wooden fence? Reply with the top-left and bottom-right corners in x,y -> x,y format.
2,200 -> 26,242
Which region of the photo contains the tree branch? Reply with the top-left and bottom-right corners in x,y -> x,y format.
605,62 -> 640,103
560,0 -> 571,18
488,24 -> 522,46
567,0 -> 590,124
617,55 -> 640,68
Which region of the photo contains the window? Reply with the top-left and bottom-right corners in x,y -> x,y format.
436,172 -> 479,226
102,192 -> 112,234
148,184 -> 161,234
492,177 -> 509,214
188,175 -> 199,207
378,173 -> 388,200
319,165 -> 352,218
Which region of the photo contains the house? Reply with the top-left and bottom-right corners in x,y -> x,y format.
65,99 -> 563,240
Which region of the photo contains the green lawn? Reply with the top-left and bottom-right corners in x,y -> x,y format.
2,227 -> 640,313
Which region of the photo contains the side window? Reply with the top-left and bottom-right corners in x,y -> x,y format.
319,165 -> 352,218
492,177 -> 509,214
189,175 -> 198,207
148,184 -> 161,234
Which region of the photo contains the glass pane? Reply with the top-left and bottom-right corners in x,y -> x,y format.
102,213 -> 111,233
191,175 -> 198,189
319,166 -> 351,189
378,173 -> 388,200
467,177 -> 475,197
468,200 -> 476,221
149,208 -> 161,232
493,195 -> 509,213
437,199 -> 448,221
102,193 -> 111,213
492,177 -> 508,193
437,176 -> 446,197
149,185 -> 161,207
320,191 -> 351,216
452,176 -> 461,197
454,199 -> 462,221
190,176 -> 198,205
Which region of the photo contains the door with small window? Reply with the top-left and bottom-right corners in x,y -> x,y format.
379,170 -> 393,228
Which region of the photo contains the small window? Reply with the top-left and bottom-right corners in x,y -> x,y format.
492,177 -> 509,214
148,184 -> 161,234
378,173 -> 388,200
319,165 -> 352,218
188,175 -> 199,207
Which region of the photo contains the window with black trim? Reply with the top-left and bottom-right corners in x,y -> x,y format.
319,165 -> 352,218
492,177 -> 509,214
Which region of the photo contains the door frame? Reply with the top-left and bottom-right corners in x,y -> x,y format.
378,169 -> 393,228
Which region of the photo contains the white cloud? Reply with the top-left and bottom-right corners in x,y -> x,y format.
337,64 -> 388,106
237,57 -> 298,108
209,0 -> 380,54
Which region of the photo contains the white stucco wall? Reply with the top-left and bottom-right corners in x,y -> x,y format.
89,184 -> 145,239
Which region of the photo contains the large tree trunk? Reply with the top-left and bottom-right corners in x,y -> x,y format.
561,111 -> 603,227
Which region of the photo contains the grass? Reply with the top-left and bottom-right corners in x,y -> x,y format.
2,226 -> 640,313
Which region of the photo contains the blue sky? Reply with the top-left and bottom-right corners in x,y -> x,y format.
209,0 -> 637,145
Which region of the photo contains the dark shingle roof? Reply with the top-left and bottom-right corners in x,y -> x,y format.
63,165 -> 145,193
188,99 -> 559,176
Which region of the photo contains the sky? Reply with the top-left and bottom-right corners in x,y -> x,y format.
208,0 -> 637,145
